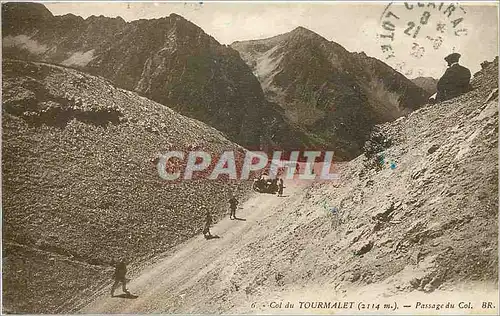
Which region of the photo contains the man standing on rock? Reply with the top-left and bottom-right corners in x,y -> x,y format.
435,53 -> 471,102
229,195 -> 238,220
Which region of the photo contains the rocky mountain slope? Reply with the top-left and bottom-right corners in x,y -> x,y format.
2,59 -> 254,313
242,57 -> 498,311
231,27 -> 429,158
80,58 -> 498,314
412,76 -> 438,96
2,2 -> 282,148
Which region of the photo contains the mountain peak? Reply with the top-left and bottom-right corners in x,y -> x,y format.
290,26 -> 313,33
2,2 -> 54,21
284,26 -> 330,45
289,26 -> 320,37
231,24 -> 429,156
168,13 -> 187,20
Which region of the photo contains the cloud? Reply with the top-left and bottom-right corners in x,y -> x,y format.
61,50 -> 96,67
3,35 -> 48,55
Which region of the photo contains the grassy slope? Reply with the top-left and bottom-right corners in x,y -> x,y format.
2,59 -> 251,313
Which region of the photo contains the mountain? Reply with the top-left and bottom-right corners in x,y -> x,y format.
1,59 -> 254,313
3,4 -> 430,160
231,27 -> 429,157
2,2 -> 279,148
412,76 -> 438,96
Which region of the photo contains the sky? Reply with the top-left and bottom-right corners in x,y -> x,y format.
43,1 -> 499,79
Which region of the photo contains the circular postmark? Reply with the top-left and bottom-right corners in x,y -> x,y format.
377,2 -> 469,78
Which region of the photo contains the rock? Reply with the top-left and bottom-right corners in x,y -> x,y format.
347,271 -> 361,282
472,100 -> 498,122
427,144 -> 440,154
423,283 -> 434,292
411,168 -> 427,180
351,231 -> 363,245
355,222 -> 364,229
372,221 -> 384,232
480,60 -> 492,69
379,238 -> 393,247
371,202 -> 395,222
354,241 -> 374,256
485,88 -> 498,103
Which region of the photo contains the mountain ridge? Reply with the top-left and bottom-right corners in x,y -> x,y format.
2,2 -> 274,148
4,3 -> 429,159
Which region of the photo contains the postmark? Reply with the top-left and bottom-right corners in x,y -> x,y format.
377,2 -> 469,78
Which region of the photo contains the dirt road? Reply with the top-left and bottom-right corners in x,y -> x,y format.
81,181 -> 305,313
80,175 -> 499,315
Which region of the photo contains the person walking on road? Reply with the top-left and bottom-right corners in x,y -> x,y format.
203,207 -> 213,239
229,195 -> 238,220
111,260 -> 130,297
277,178 -> 284,197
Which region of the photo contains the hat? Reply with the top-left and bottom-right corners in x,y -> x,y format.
444,53 -> 461,63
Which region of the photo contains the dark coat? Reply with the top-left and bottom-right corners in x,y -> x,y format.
436,63 -> 471,101
205,213 -> 212,225
114,262 -> 127,280
203,213 -> 212,234
229,198 -> 238,209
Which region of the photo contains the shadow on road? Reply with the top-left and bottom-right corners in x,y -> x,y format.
233,217 -> 246,221
113,293 -> 139,299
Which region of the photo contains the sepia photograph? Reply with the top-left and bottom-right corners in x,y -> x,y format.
1,0 -> 499,314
